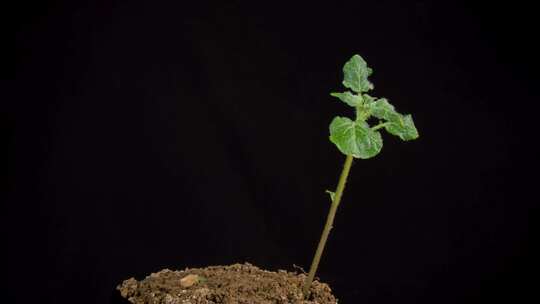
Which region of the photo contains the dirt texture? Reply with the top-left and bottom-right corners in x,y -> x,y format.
117,263 -> 338,304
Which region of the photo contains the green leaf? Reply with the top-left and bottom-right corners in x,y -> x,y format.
367,98 -> 401,121
325,190 -> 335,202
329,117 -> 383,159
362,94 -> 376,105
330,92 -> 363,107
342,55 -> 374,93
385,114 -> 419,141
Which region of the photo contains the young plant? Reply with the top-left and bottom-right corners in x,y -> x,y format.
302,54 -> 419,297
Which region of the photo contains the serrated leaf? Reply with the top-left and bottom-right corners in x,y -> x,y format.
330,92 -> 363,107
342,55 -> 374,93
367,98 -> 401,121
329,116 -> 383,159
325,190 -> 335,202
385,114 -> 419,141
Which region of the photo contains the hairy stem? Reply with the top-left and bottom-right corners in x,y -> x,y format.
303,154 -> 354,298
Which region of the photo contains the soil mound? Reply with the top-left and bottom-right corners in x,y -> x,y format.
117,263 -> 337,304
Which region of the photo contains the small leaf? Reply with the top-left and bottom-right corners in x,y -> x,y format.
330,92 -> 363,107
385,114 -> 419,141
367,98 -> 401,121
325,190 -> 335,202
342,55 -> 374,93
329,117 -> 383,159
362,94 -> 376,105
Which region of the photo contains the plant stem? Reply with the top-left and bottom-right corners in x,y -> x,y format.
303,154 -> 354,298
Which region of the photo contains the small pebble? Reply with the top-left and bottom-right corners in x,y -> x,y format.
180,274 -> 200,287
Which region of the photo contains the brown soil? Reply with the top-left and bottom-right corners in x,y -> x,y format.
117,263 -> 338,304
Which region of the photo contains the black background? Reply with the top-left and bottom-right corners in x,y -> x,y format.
8,1 -> 538,303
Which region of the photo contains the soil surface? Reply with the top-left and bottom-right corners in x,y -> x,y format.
117,263 -> 338,304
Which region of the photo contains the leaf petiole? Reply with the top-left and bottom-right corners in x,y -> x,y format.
371,122 -> 391,131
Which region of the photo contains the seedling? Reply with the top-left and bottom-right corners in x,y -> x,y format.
302,54 -> 419,297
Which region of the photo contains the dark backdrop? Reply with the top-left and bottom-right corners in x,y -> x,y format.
8,1 -> 538,303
